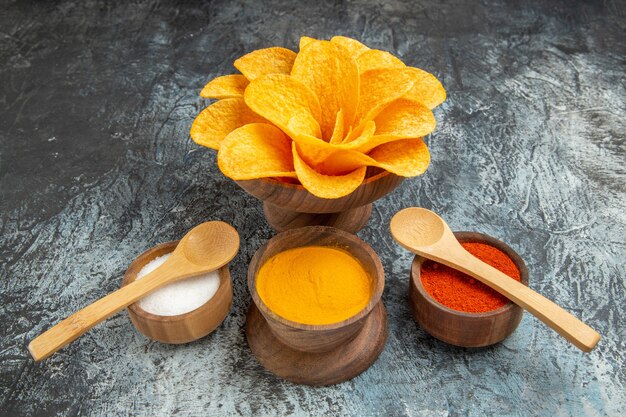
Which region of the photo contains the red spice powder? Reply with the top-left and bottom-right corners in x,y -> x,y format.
420,242 -> 521,313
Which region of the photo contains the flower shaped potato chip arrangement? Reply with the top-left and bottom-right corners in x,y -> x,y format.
190,36 -> 446,199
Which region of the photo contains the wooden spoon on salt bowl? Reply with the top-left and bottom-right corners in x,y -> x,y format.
390,207 -> 601,352
29,221 -> 240,361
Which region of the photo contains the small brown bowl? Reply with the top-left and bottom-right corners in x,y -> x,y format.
409,232 -> 529,348
237,168 -> 403,233
246,226 -> 388,385
122,241 -> 233,344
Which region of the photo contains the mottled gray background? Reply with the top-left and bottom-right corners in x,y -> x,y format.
1,0 -> 624,415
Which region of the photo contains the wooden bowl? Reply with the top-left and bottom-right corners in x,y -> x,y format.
246,226 -> 388,385
409,232 -> 529,348
237,168 -> 403,233
122,241 -> 233,344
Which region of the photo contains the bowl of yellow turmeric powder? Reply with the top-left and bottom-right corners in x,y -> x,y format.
245,226 -> 387,386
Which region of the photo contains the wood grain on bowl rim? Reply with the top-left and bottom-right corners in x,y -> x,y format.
237,169 -> 404,214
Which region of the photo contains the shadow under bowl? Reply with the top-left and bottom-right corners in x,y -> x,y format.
122,241 -> 233,344
409,231 -> 529,348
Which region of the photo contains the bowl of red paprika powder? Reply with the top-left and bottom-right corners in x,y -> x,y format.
409,231 -> 529,348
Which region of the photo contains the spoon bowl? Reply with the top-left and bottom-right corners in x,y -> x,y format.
390,207 -> 601,352
181,222 -> 240,267
28,221 -> 240,361
390,207 -> 447,249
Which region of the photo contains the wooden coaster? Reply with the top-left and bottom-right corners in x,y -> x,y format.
246,301 -> 388,386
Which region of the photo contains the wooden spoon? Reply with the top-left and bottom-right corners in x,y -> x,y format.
390,207 -> 600,352
29,221 -> 240,361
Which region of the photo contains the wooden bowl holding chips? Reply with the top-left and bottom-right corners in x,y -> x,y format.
237,168 -> 403,233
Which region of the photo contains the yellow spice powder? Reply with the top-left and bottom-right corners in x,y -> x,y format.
256,246 -> 372,325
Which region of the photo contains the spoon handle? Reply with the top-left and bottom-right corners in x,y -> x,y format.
449,250 -> 601,352
28,267 -> 180,361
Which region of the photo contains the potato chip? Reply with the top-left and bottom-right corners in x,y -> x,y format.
289,132 -> 371,174
373,98 -> 436,137
354,68 -> 415,124
218,123 -> 296,180
289,132 -> 364,174
291,118 -> 412,173
343,135 -> 398,153
314,151 -> 371,175
329,110 -> 344,144
299,36 -> 316,50
285,113 -> 324,142
245,74 -> 322,138
291,40 -> 359,139
293,143 -> 367,198
330,36 -> 370,59
234,47 -> 297,81
299,135 -> 430,177
368,138 -> 430,176
290,132 -> 335,166
346,129 -> 429,154
357,49 -> 405,73
200,74 -> 249,99
403,67 -> 447,109
190,98 -> 267,149
191,36 -> 445,199
343,120 -> 375,143
343,119 -> 409,153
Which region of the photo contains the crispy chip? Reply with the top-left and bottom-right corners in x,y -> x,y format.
286,113 -> 323,141
290,133 -> 335,166
300,134 -> 430,177
368,138 -> 430,176
373,98 -> 436,137
218,123 -> 296,180
200,74 -> 249,99
329,110 -> 344,144
343,135 -> 399,153
291,40 -> 359,139
355,68 -> 415,124
357,49 -> 405,73
299,36 -> 316,50
344,120 -> 375,143
293,143 -> 367,198
192,36 -> 443,198
314,151 -> 371,175
190,98 -> 267,149
245,74 -> 322,138
234,47 -> 297,81
330,36 -> 370,59
403,67 -> 447,109
290,132 -> 366,174
290,133 -> 371,174
343,119 -> 412,153
324,137 -> 430,176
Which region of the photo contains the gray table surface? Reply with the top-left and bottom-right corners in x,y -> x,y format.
1,0 -> 624,415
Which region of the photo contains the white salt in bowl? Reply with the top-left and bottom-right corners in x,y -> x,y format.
122,240 -> 233,344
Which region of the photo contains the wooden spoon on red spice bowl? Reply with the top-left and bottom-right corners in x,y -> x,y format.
390,207 -> 601,352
